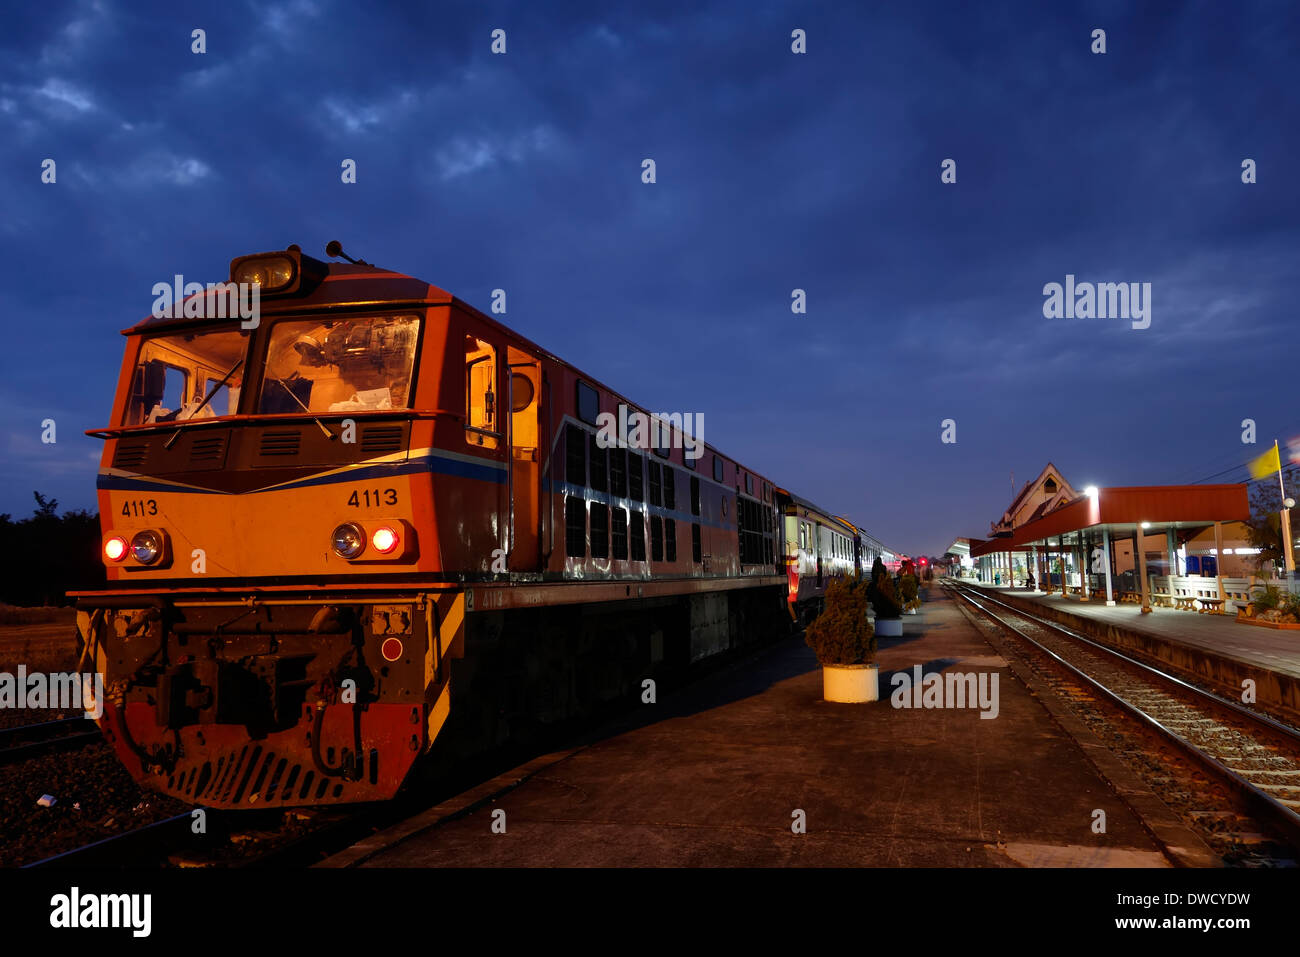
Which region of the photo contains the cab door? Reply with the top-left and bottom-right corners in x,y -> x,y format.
507,346 -> 541,570
464,333 -> 509,569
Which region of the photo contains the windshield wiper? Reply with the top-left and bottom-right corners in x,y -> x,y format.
164,359 -> 244,449
271,377 -> 335,440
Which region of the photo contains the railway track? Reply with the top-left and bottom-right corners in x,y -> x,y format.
0,717 -> 101,766
944,580 -> 1300,861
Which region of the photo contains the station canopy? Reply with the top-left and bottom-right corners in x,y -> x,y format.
969,484 -> 1249,556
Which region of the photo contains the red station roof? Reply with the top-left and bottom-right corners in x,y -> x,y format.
970,484 -> 1249,557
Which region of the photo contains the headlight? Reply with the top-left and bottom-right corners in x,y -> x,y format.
232,255 -> 295,291
332,523 -> 365,559
371,526 -> 400,554
130,530 -> 163,565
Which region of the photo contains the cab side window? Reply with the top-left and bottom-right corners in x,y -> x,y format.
465,335 -> 499,449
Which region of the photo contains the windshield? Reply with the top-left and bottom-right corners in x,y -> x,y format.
124,329 -> 250,425
258,315 -> 419,414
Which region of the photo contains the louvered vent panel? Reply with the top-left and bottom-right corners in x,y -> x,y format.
360,425 -> 404,455
259,430 -> 302,456
188,434 -> 226,464
113,442 -> 150,469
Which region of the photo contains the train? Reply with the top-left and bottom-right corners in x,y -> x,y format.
73,243 -> 897,808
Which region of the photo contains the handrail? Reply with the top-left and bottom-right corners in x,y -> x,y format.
86,408 -> 464,440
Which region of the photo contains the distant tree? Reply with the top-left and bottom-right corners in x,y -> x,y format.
33,491 -> 58,518
0,492 -> 104,605
1243,466 -> 1300,574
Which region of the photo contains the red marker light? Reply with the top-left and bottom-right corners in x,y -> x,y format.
104,537 -> 128,562
381,637 -> 404,662
371,526 -> 399,554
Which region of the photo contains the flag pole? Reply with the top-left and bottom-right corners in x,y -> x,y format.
1277,440 -> 1295,579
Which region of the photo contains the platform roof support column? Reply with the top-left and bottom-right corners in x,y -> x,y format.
1079,534 -> 1091,601
1214,521 -> 1225,607
1166,529 -> 1178,580
1101,527 -> 1115,605
1031,545 -> 1039,592
1137,525 -> 1152,614
1058,536 -> 1068,595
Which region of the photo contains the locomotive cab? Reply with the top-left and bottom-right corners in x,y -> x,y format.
76,246 -> 472,806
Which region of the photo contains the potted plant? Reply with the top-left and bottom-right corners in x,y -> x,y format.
804,575 -> 877,702
867,557 -> 904,636
899,569 -> 921,614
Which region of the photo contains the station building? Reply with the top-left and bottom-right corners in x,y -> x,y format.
960,464 -> 1262,611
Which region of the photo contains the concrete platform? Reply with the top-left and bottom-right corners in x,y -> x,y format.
324,588 -> 1182,868
969,582 -> 1300,720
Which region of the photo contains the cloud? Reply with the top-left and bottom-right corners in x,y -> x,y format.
431,125 -> 559,181
35,78 -> 96,113
117,152 -> 213,187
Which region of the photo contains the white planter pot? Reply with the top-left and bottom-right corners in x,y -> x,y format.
822,663 -> 879,703
874,617 -> 903,637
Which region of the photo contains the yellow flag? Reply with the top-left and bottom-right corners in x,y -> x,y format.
1248,444 -> 1281,479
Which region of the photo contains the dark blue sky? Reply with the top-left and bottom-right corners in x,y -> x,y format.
2,0 -> 1297,556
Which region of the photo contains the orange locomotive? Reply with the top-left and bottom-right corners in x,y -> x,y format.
74,243 -> 811,808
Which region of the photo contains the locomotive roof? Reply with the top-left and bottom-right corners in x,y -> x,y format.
122,261 -> 451,335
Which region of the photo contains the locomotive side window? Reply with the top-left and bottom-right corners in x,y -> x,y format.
663,468 -> 676,510
125,329 -> 248,425
612,507 -> 628,559
690,476 -> 700,516
565,495 -> 585,557
630,510 -> 646,561
665,518 -> 677,562
576,380 -> 600,426
590,502 -> 609,559
463,334 -> 499,449
588,432 -> 608,492
713,455 -> 724,482
565,424 -> 586,487
648,461 -> 662,507
650,515 -> 664,562
609,447 -> 627,497
628,452 -> 644,502
691,522 -> 702,563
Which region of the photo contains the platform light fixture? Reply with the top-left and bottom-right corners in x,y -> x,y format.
1140,521 -> 1150,529
1084,486 -> 1098,498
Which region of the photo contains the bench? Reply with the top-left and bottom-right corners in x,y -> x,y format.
1150,592 -> 1173,608
1174,596 -> 1198,611
1197,598 -> 1225,614
1235,601 -> 1256,619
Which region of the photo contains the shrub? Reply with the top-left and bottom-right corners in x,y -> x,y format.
867,558 -> 902,620
1253,584 -> 1281,611
1281,591 -> 1300,623
899,573 -> 919,603
804,576 -> 875,666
